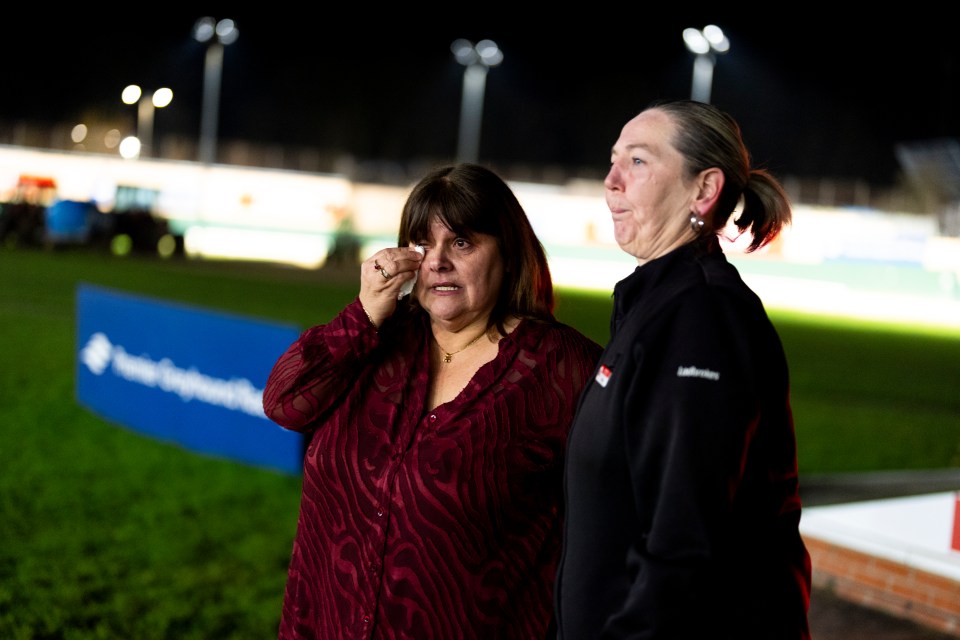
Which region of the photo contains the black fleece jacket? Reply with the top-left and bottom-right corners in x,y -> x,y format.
555,237 -> 811,640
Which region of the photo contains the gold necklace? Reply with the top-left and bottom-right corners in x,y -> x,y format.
434,329 -> 488,363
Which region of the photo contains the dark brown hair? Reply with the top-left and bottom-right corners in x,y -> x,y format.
649,99 -> 791,252
397,163 -> 555,331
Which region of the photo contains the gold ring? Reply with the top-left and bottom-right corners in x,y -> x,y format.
373,260 -> 391,279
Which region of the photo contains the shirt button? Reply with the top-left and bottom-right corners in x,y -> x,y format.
362,615 -> 370,624
429,414 -> 437,422
376,508 -> 384,517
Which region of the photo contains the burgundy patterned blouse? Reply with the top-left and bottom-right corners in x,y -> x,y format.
262,298 -> 601,640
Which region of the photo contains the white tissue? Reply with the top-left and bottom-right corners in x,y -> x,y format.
398,244 -> 425,299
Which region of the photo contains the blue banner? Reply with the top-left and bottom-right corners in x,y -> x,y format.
76,283 -> 305,474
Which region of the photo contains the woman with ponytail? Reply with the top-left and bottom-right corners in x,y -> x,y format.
555,100 -> 812,639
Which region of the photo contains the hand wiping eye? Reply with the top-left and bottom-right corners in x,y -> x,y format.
398,244 -> 425,299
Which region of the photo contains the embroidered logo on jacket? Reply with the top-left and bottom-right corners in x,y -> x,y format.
595,364 -> 612,387
676,365 -> 720,381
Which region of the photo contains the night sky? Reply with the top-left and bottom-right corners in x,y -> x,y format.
3,10 -> 957,187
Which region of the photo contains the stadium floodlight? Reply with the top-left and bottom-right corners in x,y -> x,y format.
194,17 -> 239,164
451,39 -> 503,163
121,85 -> 173,159
683,25 -> 729,104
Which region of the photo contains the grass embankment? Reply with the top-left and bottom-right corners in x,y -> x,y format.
1,248 -> 957,639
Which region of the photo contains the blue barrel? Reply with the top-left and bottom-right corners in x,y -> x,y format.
45,200 -> 98,244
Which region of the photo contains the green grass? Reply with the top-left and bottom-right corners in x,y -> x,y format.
774,311 -> 960,471
1,248 -> 958,639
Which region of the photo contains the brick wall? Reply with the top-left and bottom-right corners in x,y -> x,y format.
805,535 -> 960,637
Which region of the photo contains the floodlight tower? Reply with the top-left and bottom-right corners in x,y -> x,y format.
683,25 -> 729,104
194,17 -> 239,164
451,38 -> 503,163
121,85 -> 173,159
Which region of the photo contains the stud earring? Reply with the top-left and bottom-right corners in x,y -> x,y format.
689,214 -> 704,234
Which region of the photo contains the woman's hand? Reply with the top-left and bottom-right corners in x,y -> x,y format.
358,246 -> 424,327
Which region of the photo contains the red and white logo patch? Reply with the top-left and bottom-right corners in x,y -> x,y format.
595,364 -> 612,387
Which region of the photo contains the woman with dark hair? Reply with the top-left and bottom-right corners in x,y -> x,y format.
554,100 -> 812,639
263,162 -> 601,639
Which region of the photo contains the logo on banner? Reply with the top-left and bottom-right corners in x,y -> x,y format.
79,331 -> 267,418
75,283 -> 305,475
